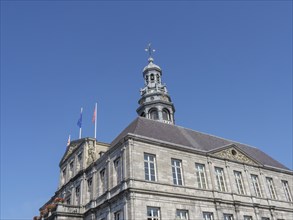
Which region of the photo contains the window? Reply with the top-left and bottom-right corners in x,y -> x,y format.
223,214 -> 233,220
215,167 -> 226,192
172,159 -> 183,185
62,168 -> 66,183
147,207 -> 160,220
261,218 -> 270,220
203,212 -> 213,220
100,169 -> 106,192
144,153 -> 157,181
69,161 -> 74,177
251,174 -> 262,197
114,157 -> 122,184
114,211 -> 122,220
234,171 -> 245,194
195,163 -> 207,189
162,109 -> 170,121
282,180 -> 292,202
87,177 -> 92,192
176,210 -> 188,219
77,152 -> 82,170
66,196 -> 71,205
149,109 -> 159,120
150,74 -> 155,82
244,216 -> 252,220
266,177 -> 277,199
75,185 -> 80,197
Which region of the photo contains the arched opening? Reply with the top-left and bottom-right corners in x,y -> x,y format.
162,109 -> 170,121
149,108 -> 159,120
156,74 -> 160,83
140,112 -> 146,118
150,74 -> 155,82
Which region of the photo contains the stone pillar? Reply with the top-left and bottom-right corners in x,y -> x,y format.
121,145 -> 127,189
234,203 -> 241,220
106,158 -> 111,199
225,161 -> 232,193
253,205 -> 260,220
215,201 -> 223,220
207,157 -> 216,190
243,165 -> 252,196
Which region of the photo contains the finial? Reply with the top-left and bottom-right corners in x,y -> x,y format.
145,43 -> 155,61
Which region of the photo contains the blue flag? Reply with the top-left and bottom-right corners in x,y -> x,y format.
77,111 -> 82,128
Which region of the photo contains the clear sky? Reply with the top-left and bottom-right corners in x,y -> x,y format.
1,1 -> 292,219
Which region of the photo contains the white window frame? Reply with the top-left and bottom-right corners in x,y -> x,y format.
223,214 -> 233,220
251,174 -> 262,197
266,177 -> 277,199
172,159 -> 183,185
215,167 -> 226,192
203,212 -> 213,220
176,209 -> 189,219
234,171 -> 245,194
147,207 -> 160,220
282,180 -> 292,202
144,153 -> 157,181
195,163 -> 207,189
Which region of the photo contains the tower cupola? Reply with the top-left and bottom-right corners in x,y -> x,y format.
136,44 -> 175,124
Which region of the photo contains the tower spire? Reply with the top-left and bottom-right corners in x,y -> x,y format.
137,44 -> 175,124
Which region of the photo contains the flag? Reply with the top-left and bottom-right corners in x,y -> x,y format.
77,108 -> 83,128
67,135 -> 71,147
92,104 -> 96,123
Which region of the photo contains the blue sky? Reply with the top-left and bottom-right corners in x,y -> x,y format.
1,1 -> 292,219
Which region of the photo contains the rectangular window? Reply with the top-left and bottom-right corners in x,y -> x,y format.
195,163 -> 207,189
234,171 -> 245,194
203,212 -> 213,220
223,214 -> 233,220
77,152 -> 82,170
69,161 -> 74,177
176,210 -> 188,219
266,177 -> 277,199
215,167 -> 226,192
172,159 -> 183,185
114,157 -> 122,184
66,196 -> 71,205
144,153 -> 157,181
75,185 -> 80,197
114,211 -> 122,220
147,207 -> 160,220
244,216 -> 252,220
282,180 -> 292,202
251,174 -> 262,197
87,177 -> 92,192
100,169 -> 106,192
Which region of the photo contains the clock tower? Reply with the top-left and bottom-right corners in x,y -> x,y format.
136,44 -> 175,124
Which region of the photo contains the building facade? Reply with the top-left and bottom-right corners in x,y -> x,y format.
37,53 -> 293,220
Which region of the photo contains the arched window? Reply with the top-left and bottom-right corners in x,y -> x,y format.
140,112 -> 146,117
156,74 -> 160,83
162,109 -> 170,121
149,109 -> 159,120
150,74 -> 155,82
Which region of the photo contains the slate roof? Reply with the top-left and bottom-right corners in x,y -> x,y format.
111,117 -> 290,171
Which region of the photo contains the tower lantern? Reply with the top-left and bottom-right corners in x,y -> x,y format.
136,44 -> 175,124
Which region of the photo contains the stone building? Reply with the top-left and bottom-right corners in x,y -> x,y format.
38,51 -> 293,220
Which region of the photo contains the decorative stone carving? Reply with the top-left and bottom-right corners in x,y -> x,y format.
212,147 -> 258,166
87,143 -> 96,165
62,143 -> 79,163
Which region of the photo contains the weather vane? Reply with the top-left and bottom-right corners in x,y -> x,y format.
145,43 -> 156,58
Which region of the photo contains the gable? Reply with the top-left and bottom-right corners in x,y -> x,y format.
60,142 -> 82,165
210,145 -> 260,166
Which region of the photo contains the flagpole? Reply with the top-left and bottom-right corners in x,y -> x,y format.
79,107 -> 83,139
94,102 -> 97,139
